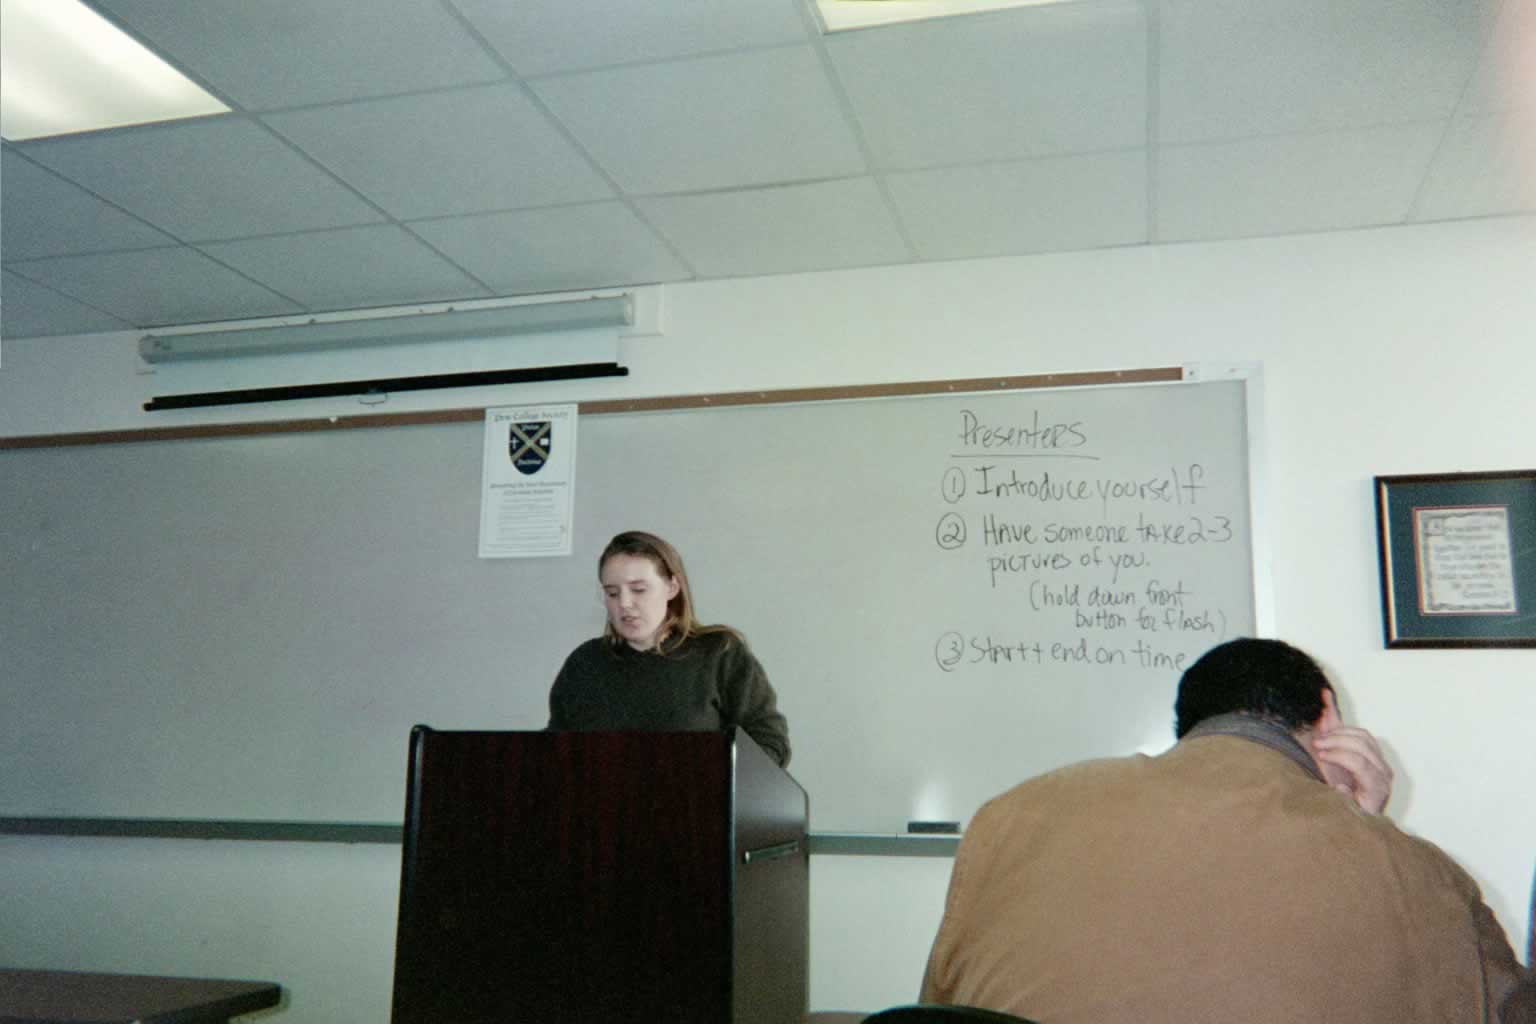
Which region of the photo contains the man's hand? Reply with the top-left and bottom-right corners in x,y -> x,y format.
1311,726 -> 1394,815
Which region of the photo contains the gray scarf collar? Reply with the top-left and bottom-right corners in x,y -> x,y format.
1182,712 -> 1324,783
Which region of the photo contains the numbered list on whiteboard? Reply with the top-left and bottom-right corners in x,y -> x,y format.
928,395 -> 1253,679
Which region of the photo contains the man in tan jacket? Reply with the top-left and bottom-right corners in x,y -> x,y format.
920,637 -> 1530,1024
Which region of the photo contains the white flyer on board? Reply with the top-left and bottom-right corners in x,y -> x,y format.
478,404 -> 577,558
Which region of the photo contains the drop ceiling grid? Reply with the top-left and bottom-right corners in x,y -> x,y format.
1,0 -> 1531,341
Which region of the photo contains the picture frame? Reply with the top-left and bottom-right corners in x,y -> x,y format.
1374,470 -> 1536,648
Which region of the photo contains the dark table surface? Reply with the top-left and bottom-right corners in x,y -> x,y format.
0,968 -> 280,1024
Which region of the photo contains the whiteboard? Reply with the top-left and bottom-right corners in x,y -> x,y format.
0,375 -> 1258,830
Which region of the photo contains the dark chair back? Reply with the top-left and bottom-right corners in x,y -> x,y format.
862,1005 -> 1039,1024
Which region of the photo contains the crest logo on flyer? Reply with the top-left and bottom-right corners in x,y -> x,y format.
508,420 -> 552,475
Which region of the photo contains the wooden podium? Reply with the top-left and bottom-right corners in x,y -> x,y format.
389,727 -> 809,1024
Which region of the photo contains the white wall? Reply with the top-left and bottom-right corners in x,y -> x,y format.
3,216 -> 1533,1018
0,835 -> 400,1022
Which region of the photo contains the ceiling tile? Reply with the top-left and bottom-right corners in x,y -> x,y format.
886,151 -> 1147,260
1158,124 -> 1445,242
11,248 -> 303,327
1,149 -> 175,260
1160,0 -> 1496,145
198,225 -> 492,312
95,0 -> 506,110
636,178 -> 909,277
263,86 -> 612,220
19,119 -> 385,242
531,46 -> 866,194
453,0 -> 809,76
1415,111 -> 1536,221
409,203 -> 692,295
825,3 -> 1147,170
2,270 -> 132,338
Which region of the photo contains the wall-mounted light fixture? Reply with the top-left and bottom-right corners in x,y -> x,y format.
139,295 -> 633,364
139,295 -> 634,411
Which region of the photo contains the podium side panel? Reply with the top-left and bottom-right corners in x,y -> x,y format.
731,731 -> 810,1024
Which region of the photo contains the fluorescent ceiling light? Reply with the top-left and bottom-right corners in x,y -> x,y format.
817,0 -> 1077,33
139,296 -> 635,364
0,0 -> 229,141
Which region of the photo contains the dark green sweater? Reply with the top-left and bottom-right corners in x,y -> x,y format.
547,631 -> 790,767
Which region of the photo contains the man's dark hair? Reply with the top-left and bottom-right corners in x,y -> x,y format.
1174,637 -> 1333,738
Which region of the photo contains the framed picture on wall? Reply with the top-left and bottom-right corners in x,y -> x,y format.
1374,470 -> 1536,648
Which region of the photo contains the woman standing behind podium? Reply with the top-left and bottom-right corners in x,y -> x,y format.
547,530 -> 791,767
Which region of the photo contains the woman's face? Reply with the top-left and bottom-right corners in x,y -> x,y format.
600,553 -> 680,651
